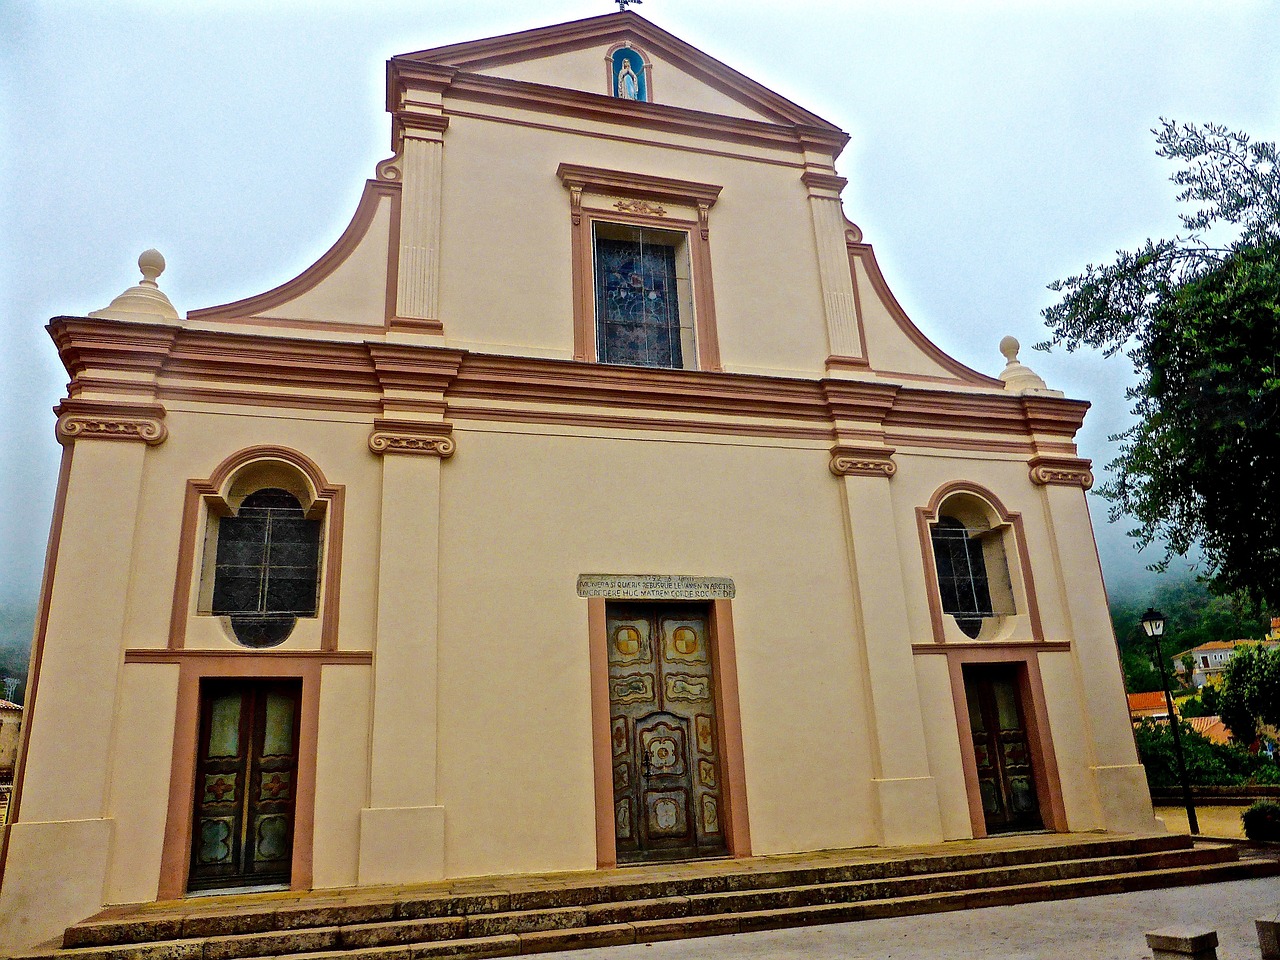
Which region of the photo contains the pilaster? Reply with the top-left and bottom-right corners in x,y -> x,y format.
1035,477 -> 1159,833
357,347 -> 461,884
0,408 -> 163,952
803,171 -> 865,365
824,380 -> 943,845
391,115 -> 449,332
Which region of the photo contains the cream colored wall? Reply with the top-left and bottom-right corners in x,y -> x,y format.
435,426 -> 875,876
435,112 -> 830,375
911,655 -> 971,839
313,664 -> 372,888
104,664 -> 180,904
473,44 -> 776,122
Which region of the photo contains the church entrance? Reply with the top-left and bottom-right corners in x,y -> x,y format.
606,602 -> 727,864
963,665 -> 1042,833
188,679 -> 302,892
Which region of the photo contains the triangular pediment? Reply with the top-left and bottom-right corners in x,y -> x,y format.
394,12 -> 841,130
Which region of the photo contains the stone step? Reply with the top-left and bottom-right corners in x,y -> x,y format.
258,858 -> 1280,960
23,841 -> 1257,960
61,833 -> 1194,949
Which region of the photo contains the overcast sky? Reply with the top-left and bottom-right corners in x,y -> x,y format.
2,0 -> 1277,611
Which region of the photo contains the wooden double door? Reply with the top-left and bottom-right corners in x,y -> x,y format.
963,666 -> 1042,833
607,602 -> 726,864
189,679 -> 301,891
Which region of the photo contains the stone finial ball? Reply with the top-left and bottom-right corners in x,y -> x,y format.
138,248 -> 166,282
999,335 -> 1020,362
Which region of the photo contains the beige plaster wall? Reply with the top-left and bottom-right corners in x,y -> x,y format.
313,664 -> 372,889
473,44 -> 776,122
435,112 -> 830,375
912,655 -> 972,839
104,663 -> 180,904
435,426 -> 874,876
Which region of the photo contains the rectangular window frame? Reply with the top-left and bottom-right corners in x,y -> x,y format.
592,220 -> 699,370
558,163 -> 722,370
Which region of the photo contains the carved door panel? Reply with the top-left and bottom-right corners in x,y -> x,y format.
964,667 -> 1041,833
189,680 -> 301,891
607,602 -> 726,863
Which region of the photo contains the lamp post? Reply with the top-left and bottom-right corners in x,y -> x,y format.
1140,607 -> 1199,835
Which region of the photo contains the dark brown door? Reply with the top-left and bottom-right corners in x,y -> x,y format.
964,666 -> 1042,833
189,679 -> 301,891
607,602 -> 726,864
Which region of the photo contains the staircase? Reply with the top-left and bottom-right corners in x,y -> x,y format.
20,833 -> 1279,960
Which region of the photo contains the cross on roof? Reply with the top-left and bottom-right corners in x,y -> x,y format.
615,0 -> 641,10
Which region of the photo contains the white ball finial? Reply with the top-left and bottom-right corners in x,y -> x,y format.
88,249 -> 180,322
999,335 -> 1020,363
998,333 -> 1057,394
138,248 -> 166,287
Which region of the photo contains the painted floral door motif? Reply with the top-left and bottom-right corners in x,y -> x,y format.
188,679 -> 301,891
607,602 -> 726,863
964,667 -> 1042,833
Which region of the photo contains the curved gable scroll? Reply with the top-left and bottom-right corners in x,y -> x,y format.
187,180 -> 400,333
168,446 -> 346,651
843,222 -> 1002,388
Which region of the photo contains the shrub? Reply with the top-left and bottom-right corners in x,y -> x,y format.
1133,717 -> 1280,788
1241,801 -> 1280,842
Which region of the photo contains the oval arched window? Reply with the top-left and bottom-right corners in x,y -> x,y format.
211,488 -> 321,647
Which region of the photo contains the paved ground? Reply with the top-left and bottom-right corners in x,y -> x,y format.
540,877 -> 1280,960
1156,804 -> 1249,839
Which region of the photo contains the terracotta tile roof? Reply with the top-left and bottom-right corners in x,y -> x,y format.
1186,715 -> 1231,745
0,700 -> 22,711
1127,692 -> 1168,713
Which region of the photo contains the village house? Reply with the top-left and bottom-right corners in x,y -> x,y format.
1174,639 -> 1280,689
0,11 -> 1160,952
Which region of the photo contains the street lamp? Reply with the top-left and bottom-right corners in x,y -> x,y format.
1140,607 -> 1199,835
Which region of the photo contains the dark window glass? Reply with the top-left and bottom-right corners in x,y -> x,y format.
595,233 -> 682,368
931,515 -> 994,639
211,489 -> 321,647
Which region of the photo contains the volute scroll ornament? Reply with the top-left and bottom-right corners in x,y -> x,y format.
57,415 -> 168,446
368,419 -> 456,458
376,153 -> 404,182
829,444 -> 897,478
1028,455 -> 1093,490
54,399 -> 168,447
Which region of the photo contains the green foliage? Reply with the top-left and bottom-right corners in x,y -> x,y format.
1241,801 -> 1280,842
0,601 -> 34,703
1109,575 -> 1269,693
1217,643 -> 1280,743
1041,120 -> 1280,608
1132,717 -> 1280,789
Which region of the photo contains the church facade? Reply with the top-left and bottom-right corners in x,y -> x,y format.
0,12 -> 1157,951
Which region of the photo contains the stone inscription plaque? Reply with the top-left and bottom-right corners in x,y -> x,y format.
576,574 -> 735,601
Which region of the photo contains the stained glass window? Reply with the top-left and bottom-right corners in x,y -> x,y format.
211,488 -> 320,647
931,515 -> 994,639
593,223 -> 695,369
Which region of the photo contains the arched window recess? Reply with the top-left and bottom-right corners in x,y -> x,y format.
172,447 -> 345,651
917,483 -> 1043,644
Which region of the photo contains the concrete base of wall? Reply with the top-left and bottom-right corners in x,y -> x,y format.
0,817 -> 113,954
357,806 -> 445,886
